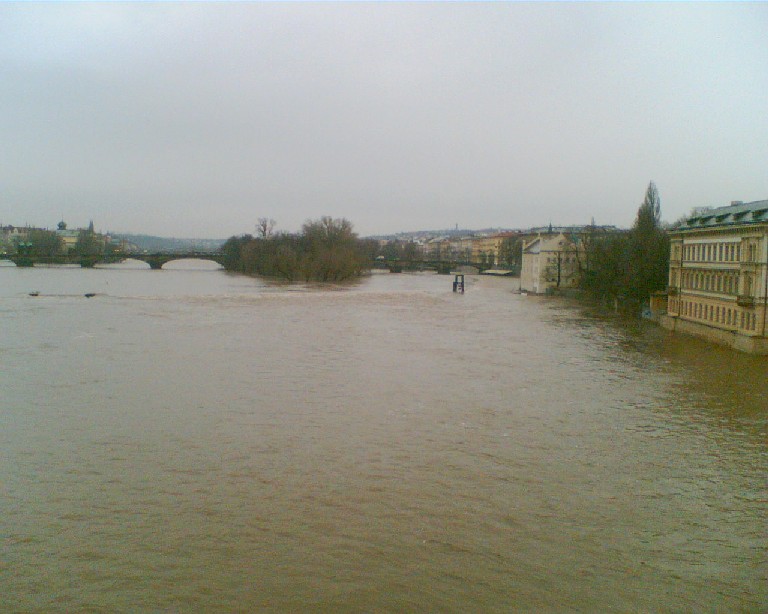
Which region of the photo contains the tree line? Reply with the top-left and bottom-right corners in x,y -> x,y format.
578,182 -> 670,312
222,217 -> 372,282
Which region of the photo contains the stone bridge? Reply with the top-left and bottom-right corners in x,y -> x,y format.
126,252 -> 226,269
0,252 -> 226,269
376,259 -> 494,274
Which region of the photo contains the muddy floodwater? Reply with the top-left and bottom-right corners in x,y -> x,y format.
1,262 -> 766,611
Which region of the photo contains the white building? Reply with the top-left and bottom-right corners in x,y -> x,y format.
520,231 -> 583,294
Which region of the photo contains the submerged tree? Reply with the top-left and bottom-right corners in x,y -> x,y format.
221,234 -> 253,272
222,217 -> 370,282
300,217 -> 367,281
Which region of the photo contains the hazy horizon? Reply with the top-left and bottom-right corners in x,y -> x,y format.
2,3 -> 766,238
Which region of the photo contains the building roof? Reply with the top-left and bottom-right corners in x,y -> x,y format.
677,199 -> 768,230
522,232 -> 579,253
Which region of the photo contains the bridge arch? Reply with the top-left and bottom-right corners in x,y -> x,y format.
129,254 -> 226,270
156,257 -> 225,270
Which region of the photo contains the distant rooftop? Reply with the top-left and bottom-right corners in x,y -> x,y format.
527,224 -> 619,234
678,199 -> 768,230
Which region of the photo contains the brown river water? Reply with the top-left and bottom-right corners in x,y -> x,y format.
1,261 -> 766,612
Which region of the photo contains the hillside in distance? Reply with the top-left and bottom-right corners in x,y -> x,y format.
112,233 -> 226,253
368,227 -> 517,241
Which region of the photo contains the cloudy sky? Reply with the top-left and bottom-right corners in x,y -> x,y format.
1,3 -> 766,238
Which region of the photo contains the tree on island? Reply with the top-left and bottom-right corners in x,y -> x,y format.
222,216 -> 371,282
300,217 -> 366,281
256,217 -> 275,239
221,234 -> 253,272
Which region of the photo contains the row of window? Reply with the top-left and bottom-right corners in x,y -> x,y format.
671,299 -> 759,331
673,269 -> 759,296
680,242 -> 741,263
676,270 -> 741,295
545,276 -> 578,285
677,240 -> 763,264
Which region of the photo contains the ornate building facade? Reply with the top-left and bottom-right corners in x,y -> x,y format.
663,200 -> 768,354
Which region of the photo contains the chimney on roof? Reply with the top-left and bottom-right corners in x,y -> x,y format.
731,201 -> 743,206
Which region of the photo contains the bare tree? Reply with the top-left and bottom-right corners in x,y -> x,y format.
256,218 -> 276,239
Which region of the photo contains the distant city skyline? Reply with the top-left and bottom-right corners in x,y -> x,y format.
2,3 -> 766,238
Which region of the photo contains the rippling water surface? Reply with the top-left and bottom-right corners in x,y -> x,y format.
1,262 -> 766,611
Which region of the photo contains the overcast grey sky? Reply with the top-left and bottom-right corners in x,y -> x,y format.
1,3 -> 766,238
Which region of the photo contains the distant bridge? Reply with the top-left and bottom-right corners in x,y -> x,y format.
376,259 -> 497,274
2,252 -> 515,274
125,252 -> 226,270
0,251 -> 226,270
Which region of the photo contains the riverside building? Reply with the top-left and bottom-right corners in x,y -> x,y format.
521,231 -> 582,294
520,226 -> 618,294
662,199 -> 768,354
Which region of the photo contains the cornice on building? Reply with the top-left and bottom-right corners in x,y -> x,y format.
673,199 -> 768,232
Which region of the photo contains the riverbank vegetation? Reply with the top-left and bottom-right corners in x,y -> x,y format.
222,216 -> 372,282
579,182 -> 670,312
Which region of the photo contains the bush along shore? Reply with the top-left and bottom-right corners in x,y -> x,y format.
222,216 -> 372,282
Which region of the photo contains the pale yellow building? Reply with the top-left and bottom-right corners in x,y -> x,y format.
662,199 -> 768,354
424,233 -> 511,266
424,237 -> 459,260
467,234 -> 511,266
56,228 -> 80,252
